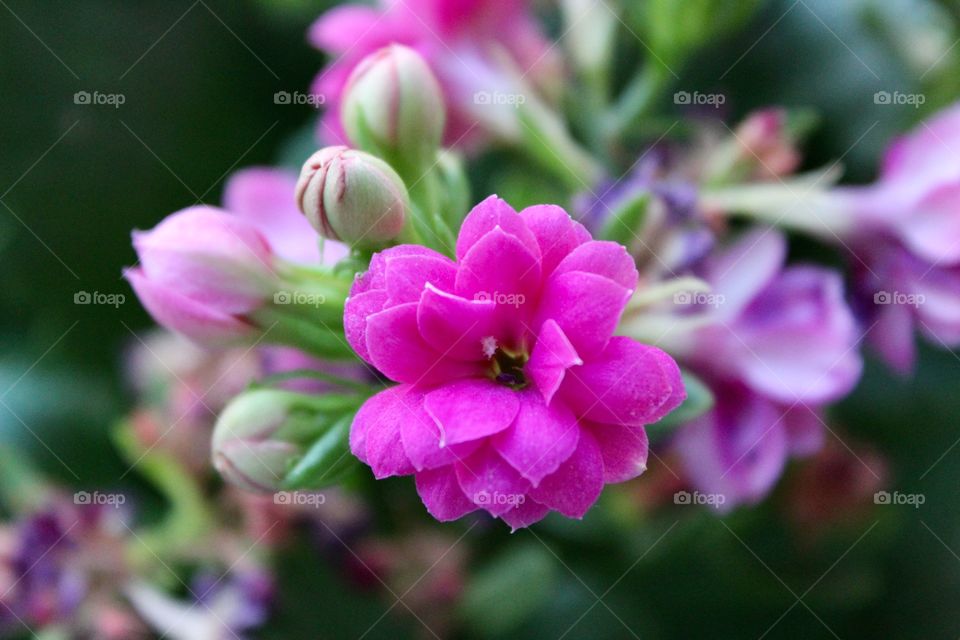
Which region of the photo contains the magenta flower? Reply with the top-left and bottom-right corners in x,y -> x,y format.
344,196 -> 685,529
309,0 -> 561,149
665,230 -> 862,508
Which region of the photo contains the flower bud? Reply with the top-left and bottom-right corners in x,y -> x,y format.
340,44 -> 445,171
212,389 -> 357,493
296,146 -> 410,249
125,206 -> 278,346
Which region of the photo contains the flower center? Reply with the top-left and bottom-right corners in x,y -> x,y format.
490,347 -> 528,390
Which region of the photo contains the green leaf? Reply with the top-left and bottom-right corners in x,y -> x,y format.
281,415 -> 357,489
598,192 -> 650,246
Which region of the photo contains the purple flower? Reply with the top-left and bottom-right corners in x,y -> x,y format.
343,196 -> 685,529
828,104 -> 960,370
666,229 -> 862,508
309,0 -> 561,149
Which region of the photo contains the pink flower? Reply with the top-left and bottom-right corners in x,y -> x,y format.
344,196 -> 685,529
126,168 -> 348,346
309,0 -> 561,149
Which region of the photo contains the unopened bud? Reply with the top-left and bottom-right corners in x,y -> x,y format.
212,389 -> 355,493
341,44 -> 445,171
296,146 -> 410,249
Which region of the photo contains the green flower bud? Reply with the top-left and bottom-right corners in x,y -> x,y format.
340,44 -> 446,173
296,146 -> 411,250
212,389 -> 357,493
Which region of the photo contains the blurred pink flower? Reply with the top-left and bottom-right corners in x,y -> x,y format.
671,229 -> 862,509
344,196 -> 685,529
309,0 -> 562,150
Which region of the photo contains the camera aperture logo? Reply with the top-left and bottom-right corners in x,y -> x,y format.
74,490 -> 126,508
274,290 -> 326,307
74,90 -> 125,109
74,290 -> 126,308
673,291 -> 725,308
274,91 -> 325,108
674,490 -> 726,509
873,91 -> 925,108
274,491 -> 326,507
473,291 -> 526,308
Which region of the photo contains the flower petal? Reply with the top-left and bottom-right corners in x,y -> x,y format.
455,195 -> 539,261
493,390 -> 579,486
365,302 -> 482,385
526,319 -> 581,404
424,379 -> 520,446
454,445 -> 531,517
552,240 -> 638,290
384,253 -> 457,304
535,271 -> 631,355
500,499 -> 550,531
351,386 -> 416,479
519,204 -> 589,277
417,284 -> 499,361
352,245 -> 447,295
559,337 -> 685,426
587,422 -> 649,483
399,387 -> 481,470
528,429 -> 603,519
415,467 -> 479,521
344,289 -> 388,363
454,226 -> 542,313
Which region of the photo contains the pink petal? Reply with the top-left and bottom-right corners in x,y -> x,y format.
587,422 -> 649,483
352,245 -> 447,295
454,445 -> 531,516
125,269 -> 255,346
535,271 -> 631,355
384,253 -> 457,304
415,467 -> 479,521
344,289 -> 388,363
351,386 -> 417,479
526,319 -> 582,404
528,429 -> 603,519
399,387 -> 481,470
559,337 -> 685,426
519,204 -> 589,277
455,195 -> 539,261
454,226 -> 542,313
492,390 -> 579,486
552,240 -> 639,291
705,229 -> 785,320
365,302 -> 483,385
500,499 -> 550,531
308,6 -> 382,52
424,379 -> 520,445
417,284 -> 499,361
